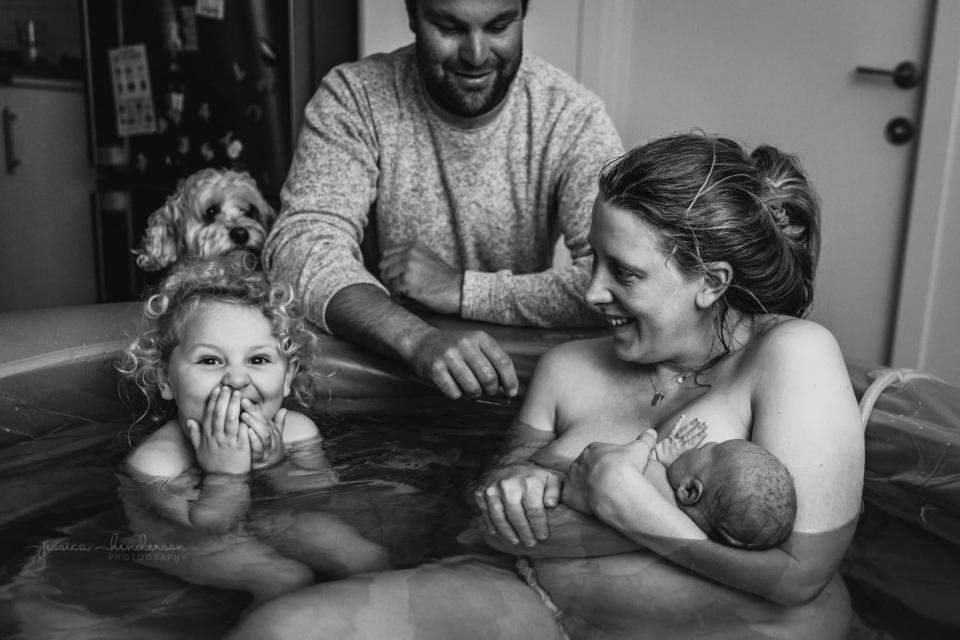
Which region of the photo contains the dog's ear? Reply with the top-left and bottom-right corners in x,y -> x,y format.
258,197 -> 277,230
134,196 -> 185,271
236,172 -> 277,229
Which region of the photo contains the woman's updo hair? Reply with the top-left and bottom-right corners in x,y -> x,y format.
598,132 -> 820,342
117,252 -> 322,422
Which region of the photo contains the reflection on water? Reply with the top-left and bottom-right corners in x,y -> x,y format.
0,401 -> 513,639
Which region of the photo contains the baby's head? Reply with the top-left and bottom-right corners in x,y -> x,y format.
666,439 -> 796,549
118,253 -> 321,424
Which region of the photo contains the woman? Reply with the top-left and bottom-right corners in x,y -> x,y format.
228,133 -> 864,639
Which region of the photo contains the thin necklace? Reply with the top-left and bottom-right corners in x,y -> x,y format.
649,370 -> 694,407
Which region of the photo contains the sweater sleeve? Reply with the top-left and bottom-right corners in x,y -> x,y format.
460,103 -> 624,328
263,67 -> 387,334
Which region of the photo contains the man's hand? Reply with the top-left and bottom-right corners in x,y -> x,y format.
380,239 -> 463,314
407,326 -> 519,399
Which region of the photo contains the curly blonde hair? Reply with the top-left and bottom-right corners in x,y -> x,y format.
117,253 -> 322,423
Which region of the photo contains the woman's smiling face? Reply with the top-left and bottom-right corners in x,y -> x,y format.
583,197 -> 706,364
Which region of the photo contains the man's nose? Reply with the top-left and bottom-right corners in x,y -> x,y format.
459,31 -> 489,67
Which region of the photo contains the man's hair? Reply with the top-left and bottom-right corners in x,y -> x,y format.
404,0 -> 530,21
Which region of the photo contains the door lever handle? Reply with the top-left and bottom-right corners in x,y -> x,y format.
855,60 -> 923,89
2,106 -> 20,175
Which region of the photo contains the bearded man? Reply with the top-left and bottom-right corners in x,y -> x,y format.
265,0 -> 622,400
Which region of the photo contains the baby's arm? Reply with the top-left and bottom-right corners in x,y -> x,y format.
484,417 -> 708,559
653,415 -> 707,465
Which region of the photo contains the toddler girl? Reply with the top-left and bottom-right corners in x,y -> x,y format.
117,254 -> 389,605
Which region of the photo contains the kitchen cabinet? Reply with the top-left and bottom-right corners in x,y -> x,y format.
0,82 -> 97,311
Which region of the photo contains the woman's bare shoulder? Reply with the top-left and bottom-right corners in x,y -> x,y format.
750,316 -> 844,363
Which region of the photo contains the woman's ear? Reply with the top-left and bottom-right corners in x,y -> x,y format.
674,477 -> 704,506
695,261 -> 733,309
158,367 -> 175,401
283,358 -> 300,397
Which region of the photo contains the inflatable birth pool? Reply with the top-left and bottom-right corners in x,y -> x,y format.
0,302 -> 958,638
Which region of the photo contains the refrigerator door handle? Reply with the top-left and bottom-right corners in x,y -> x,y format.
3,106 -> 21,175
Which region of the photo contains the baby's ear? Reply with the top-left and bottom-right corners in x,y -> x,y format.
674,477 -> 704,505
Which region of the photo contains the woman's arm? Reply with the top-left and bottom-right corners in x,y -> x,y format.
475,345 -> 576,545
573,321 -> 864,605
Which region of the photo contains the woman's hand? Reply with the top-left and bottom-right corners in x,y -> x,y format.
241,400 -> 286,469
185,386 -> 252,475
474,462 -> 564,547
565,437 -> 679,530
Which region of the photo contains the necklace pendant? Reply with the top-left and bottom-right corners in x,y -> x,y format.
651,391 -> 665,407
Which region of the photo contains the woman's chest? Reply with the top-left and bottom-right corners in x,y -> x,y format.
559,373 -> 751,448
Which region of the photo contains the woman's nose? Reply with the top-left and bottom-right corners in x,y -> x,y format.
583,268 -> 612,307
459,31 -> 489,67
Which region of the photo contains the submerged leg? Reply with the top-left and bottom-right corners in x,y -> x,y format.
138,537 -> 313,605
226,554 -> 567,640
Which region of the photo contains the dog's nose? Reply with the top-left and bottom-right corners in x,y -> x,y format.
229,227 -> 250,245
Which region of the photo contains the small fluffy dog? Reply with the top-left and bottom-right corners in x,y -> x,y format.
135,168 -> 276,271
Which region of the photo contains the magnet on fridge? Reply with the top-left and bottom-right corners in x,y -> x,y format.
177,136 -> 190,155
255,77 -> 275,94
244,104 -> 263,122
200,142 -> 215,162
136,153 -> 149,173
232,62 -> 247,82
197,102 -> 211,121
196,0 -> 225,20
259,37 -> 277,65
226,138 -> 243,160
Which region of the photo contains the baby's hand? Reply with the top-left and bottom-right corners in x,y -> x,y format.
241,400 -> 286,470
654,414 -> 707,465
186,386 -> 252,475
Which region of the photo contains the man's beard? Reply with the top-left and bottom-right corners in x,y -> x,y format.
416,45 -> 522,119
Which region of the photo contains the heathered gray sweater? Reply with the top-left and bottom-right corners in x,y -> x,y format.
265,45 -> 623,332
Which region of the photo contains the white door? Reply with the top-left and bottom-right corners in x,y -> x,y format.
581,0 -> 932,366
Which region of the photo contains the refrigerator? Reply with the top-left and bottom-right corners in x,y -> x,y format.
80,0 -> 357,300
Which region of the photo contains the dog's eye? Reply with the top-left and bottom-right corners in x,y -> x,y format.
245,205 -> 260,219
204,205 -> 219,221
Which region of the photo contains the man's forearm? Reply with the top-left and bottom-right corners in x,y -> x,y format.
326,283 -> 433,362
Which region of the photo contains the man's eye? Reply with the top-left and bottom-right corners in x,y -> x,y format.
487,21 -> 511,33
434,22 -> 460,34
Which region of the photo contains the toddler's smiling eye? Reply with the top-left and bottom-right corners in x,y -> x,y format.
197,356 -> 220,366
249,355 -> 271,365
